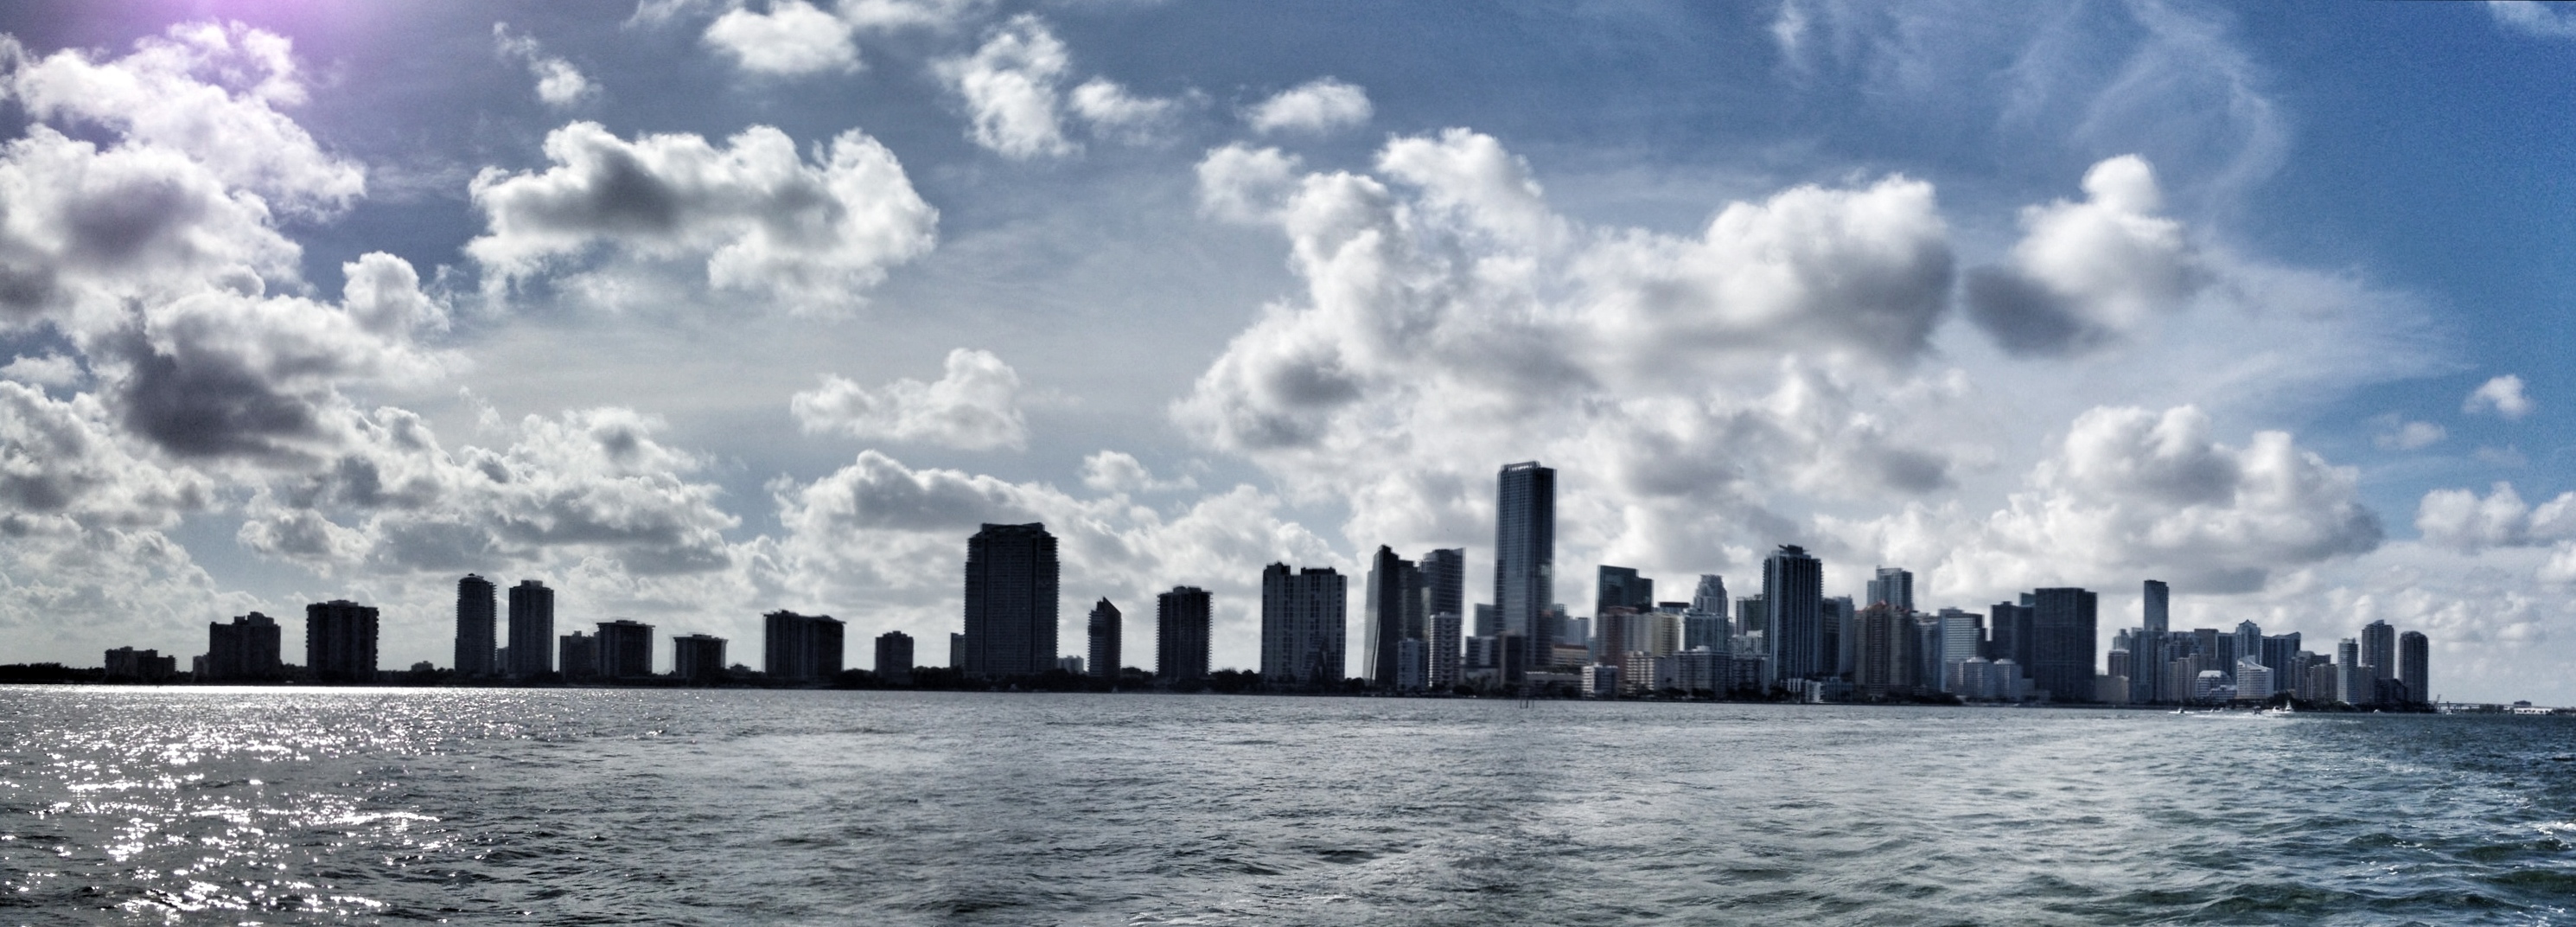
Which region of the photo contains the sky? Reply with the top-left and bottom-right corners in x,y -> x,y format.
0,0 -> 2568,702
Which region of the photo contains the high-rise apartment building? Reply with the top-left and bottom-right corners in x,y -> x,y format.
762,611 -> 845,682
1156,586 -> 1211,682
962,523 -> 1060,678
1763,546 -> 1823,685
203,612 -> 282,681
455,574 -> 496,677
558,631 -> 597,680
2361,620 -> 2396,681
672,634 -> 725,683
1260,563 -> 1346,688
305,599 -> 379,683
1421,548 -> 1463,624
2142,579 -> 2169,635
597,619 -> 654,679
1494,462 -> 1555,673
1852,603 -> 1914,699
875,630 -> 914,684
1364,547 -> 1425,687
507,579 -> 555,678
1865,567 -> 1914,613
1428,607 -> 1462,689
1988,599 -> 2036,671
1087,598 -> 1121,680
2398,630 -> 2428,705
1935,608 -> 1983,693
2027,587 -> 2099,702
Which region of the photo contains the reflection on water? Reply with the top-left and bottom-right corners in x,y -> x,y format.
3,687 -> 2573,925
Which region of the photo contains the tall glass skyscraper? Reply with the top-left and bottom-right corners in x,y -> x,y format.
2142,579 -> 2170,635
1493,461 -> 1554,673
1364,546 -> 1424,687
963,522 -> 1060,678
1763,545 -> 1822,684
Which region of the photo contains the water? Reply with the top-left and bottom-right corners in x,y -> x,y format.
2,688 -> 2572,925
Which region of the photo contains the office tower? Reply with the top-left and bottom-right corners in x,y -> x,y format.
1428,608 -> 1462,689
2232,621 -> 2262,680
874,630 -> 915,684
1647,606 -> 1683,656
1763,546 -> 1823,684
2398,630 -> 2428,704
203,612 -> 282,681
1824,596 -> 1852,677
1866,567 -> 1914,613
1421,547 -> 1463,623
1494,461 -> 1556,673
1472,604 -> 1499,638
1597,606 -> 1636,665
1851,604 -> 1915,699
2026,588 -> 2099,702
1157,586 -> 1212,681
558,631 -> 597,680
305,599 -> 379,683
597,619 -> 654,679
763,611 -> 845,682
2142,579 -> 2169,635
2361,620 -> 2395,681
1988,599 -> 2036,670
2260,633 -> 2302,696
1365,547 -> 1425,687
455,574 -> 496,677
1736,595 -> 1768,636
2334,637 -> 2369,704
1597,566 -> 1654,617
963,522 -> 1060,678
1935,609 -> 1983,693
1260,563 -> 1347,688
1684,575 -> 1729,652
673,634 -> 726,683
1087,598 -> 1122,680
507,579 -> 555,678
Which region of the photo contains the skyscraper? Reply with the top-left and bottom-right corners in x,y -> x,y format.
1428,606 -> 1463,689
1156,586 -> 1212,681
2142,579 -> 2169,636
1763,546 -> 1823,684
507,579 -> 555,679
1421,548 -> 1463,625
1988,599 -> 2036,670
2361,620 -> 2396,681
597,619 -> 654,679
1260,563 -> 1346,688
673,634 -> 726,683
2398,630 -> 2428,705
305,599 -> 379,683
763,611 -> 845,682
558,631 -> 597,680
1595,565 -> 1653,660
1935,608 -> 1983,692
1865,567 -> 1913,613
875,630 -> 913,684
1364,546 -> 1425,687
1852,603 -> 1914,699
1494,461 -> 1555,673
962,522 -> 1060,679
2027,587 -> 2099,702
1087,598 -> 1121,679
203,612 -> 282,681
455,574 -> 496,677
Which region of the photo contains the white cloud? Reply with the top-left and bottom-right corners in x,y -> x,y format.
494,22 -> 596,107
789,348 -> 1027,451
0,382 -> 212,533
1246,78 -> 1372,134
1068,78 -> 1177,139
2464,374 -> 2533,419
467,121 -> 936,311
1771,1 -> 1811,63
1080,450 -> 1195,495
701,1 -> 861,76
0,354 -> 80,387
2489,1 -> 2576,40
2414,482 -> 2576,553
1194,144 -> 1302,223
937,15 -> 1075,158
2370,414 -> 2445,451
1966,155 -> 2202,355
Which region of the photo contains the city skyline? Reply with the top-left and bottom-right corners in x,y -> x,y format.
0,3 -> 2569,703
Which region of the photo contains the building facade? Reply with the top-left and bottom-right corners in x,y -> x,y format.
1260,563 -> 1346,688
1156,586 -> 1212,681
2398,630 -> 2429,705
597,619 -> 654,680
455,574 -> 496,677
507,579 -> 555,678
203,612 -> 283,681
876,630 -> 915,684
1364,546 -> 1424,687
673,634 -> 726,682
1763,545 -> 1823,685
962,523 -> 1060,678
558,631 -> 597,680
1494,461 -> 1555,674
1087,598 -> 1122,680
2027,587 -> 2099,702
305,599 -> 379,683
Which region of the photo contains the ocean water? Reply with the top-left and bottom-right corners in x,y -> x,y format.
2,688 -> 2572,925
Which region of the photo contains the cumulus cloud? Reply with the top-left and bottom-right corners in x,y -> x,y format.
0,353 -> 80,387
1080,450 -> 1195,495
2369,414 -> 2445,451
2463,374 -> 2532,419
934,16 -> 1182,157
467,121 -> 936,310
494,22 -> 596,106
702,1 -> 861,76
789,348 -> 1027,450
1193,144 -> 1301,223
1246,78 -> 1371,134
1966,155 -> 2203,355
1068,78 -> 1178,139
2414,482 -> 2576,552
0,382 -> 211,533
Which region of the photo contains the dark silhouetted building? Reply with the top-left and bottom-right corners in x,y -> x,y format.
203,612 -> 283,681
963,523 -> 1059,678
2142,579 -> 2169,636
1365,547 -> 1425,687
1988,599 -> 2036,669
1261,563 -> 1346,688
1866,567 -> 1913,613
2399,630 -> 2428,705
2028,587 -> 2099,702
596,619 -> 653,680
305,599 -> 379,683
456,574 -> 496,677
507,580 -> 555,678
2362,619 -> 2396,681
104,647 -> 175,681
762,611 -> 845,682
1087,598 -> 1121,680
1157,586 -> 1211,681
1596,565 -> 1654,661
876,630 -> 915,684
1852,604 -> 1915,699
673,634 -> 726,683
558,631 -> 597,681
1494,462 -> 1555,674
1763,546 -> 1823,684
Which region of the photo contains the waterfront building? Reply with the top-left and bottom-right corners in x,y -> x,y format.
762,611 -> 845,682
963,522 -> 1060,678
2143,579 -> 2170,636
597,619 -> 654,680
2232,621 -> 2263,683
1428,609 -> 1462,689
2027,588 -> 2099,702
673,634 -> 726,683
2235,659 -> 2274,702
1057,655 -> 1084,674
1988,599 -> 2036,675
1472,604 -> 1499,638
1852,603 -> 1914,700
2399,630 -> 2429,705
2300,660 -> 2338,704
1396,639 -> 1425,691
2260,633 -> 2303,697
2335,638 -> 2368,705
1493,461 -> 1556,674
2192,670 -> 2228,703
1421,547 -> 1463,626
203,612 -> 283,681
103,647 -> 175,681
1826,595 -> 1853,677
1866,567 -> 1914,612
1683,575 -> 1729,653
2362,620 -> 2396,682
1653,648 -> 1726,695
948,632 -> 965,669
1260,563 -> 1347,688
306,599 -> 379,683
558,631 -> 597,680
1364,547 -> 1425,687
1597,605 -> 1637,666
875,630 -> 914,684
1763,545 -> 1824,686
1935,609 -> 1983,694
1156,586 -> 1212,682
1087,598 -> 1122,680
507,579 -> 555,678
455,574 -> 496,677
1582,663 -> 1620,698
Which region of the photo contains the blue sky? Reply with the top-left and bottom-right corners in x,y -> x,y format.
0,0 -> 2566,701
